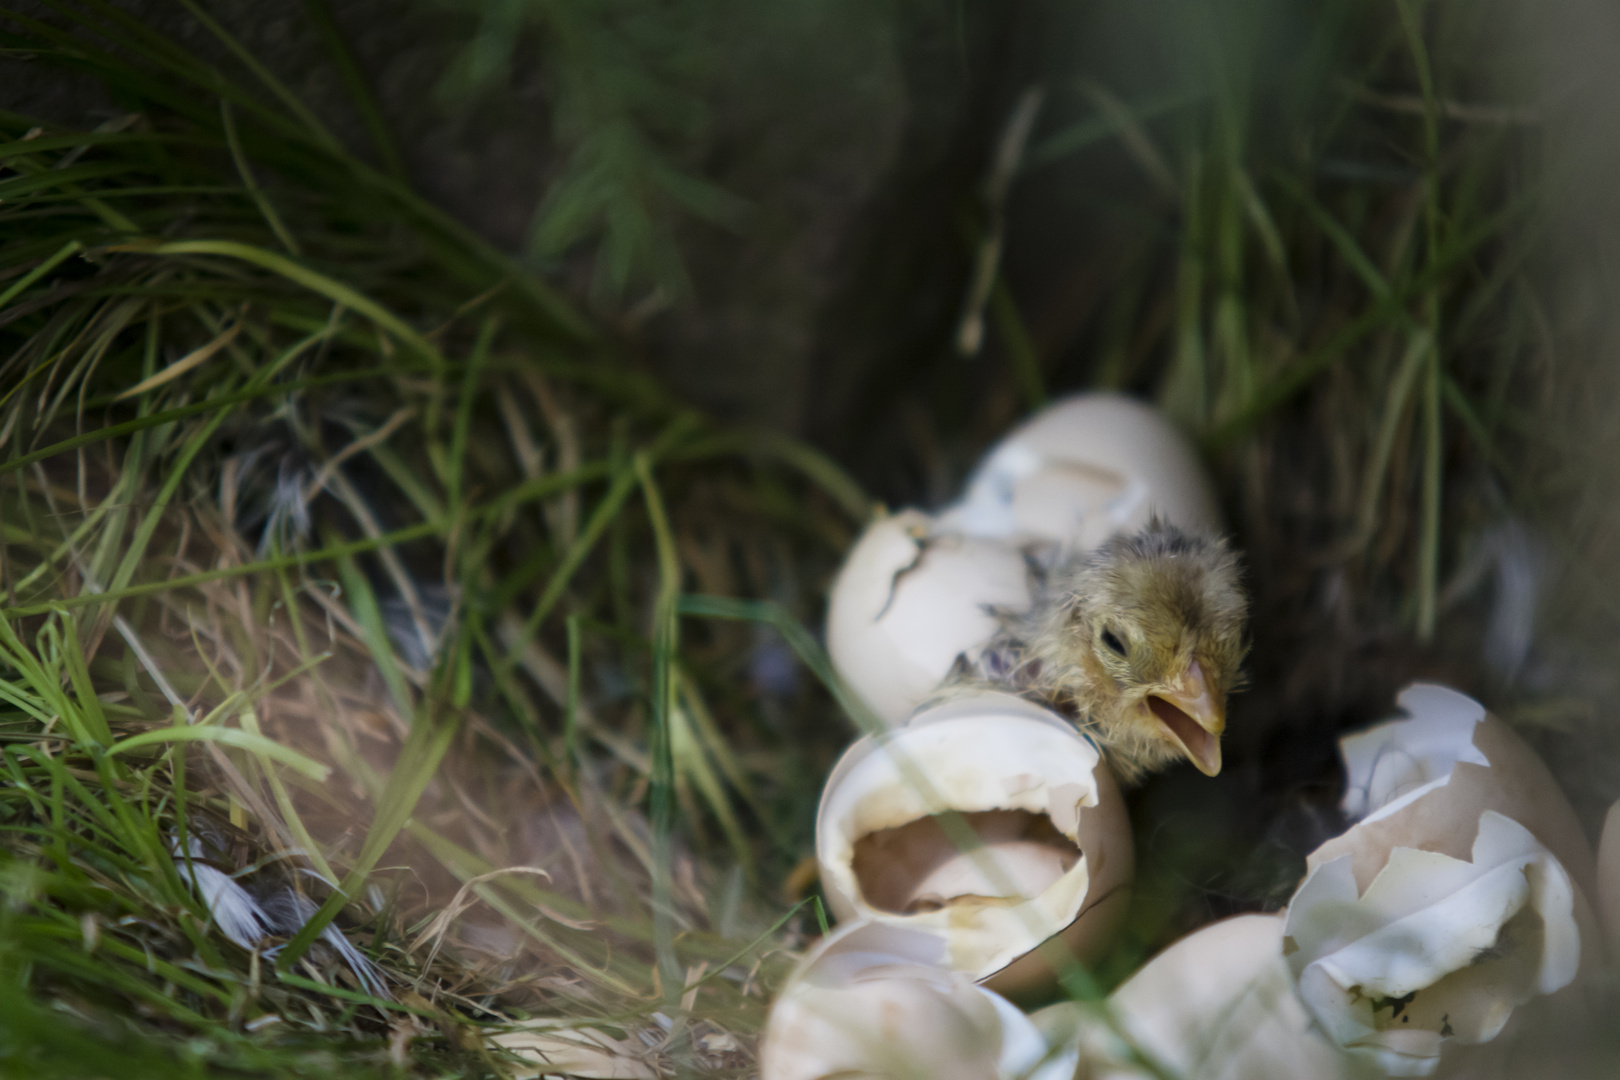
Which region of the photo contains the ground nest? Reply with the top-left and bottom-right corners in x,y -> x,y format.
3,0 -> 1620,1076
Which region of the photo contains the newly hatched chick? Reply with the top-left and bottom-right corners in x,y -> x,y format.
971,520 -> 1248,785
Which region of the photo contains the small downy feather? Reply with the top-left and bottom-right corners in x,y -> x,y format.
172,835 -> 390,999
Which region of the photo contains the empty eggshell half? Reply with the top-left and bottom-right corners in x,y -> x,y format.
1285,811 -> 1588,1077
1314,683 -> 1596,901
759,920 -> 1080,1080
1077,914 -> 1367,1080
936,392 -> 1221,548
816,691 -> 1133,997
826,510 -> 1032,725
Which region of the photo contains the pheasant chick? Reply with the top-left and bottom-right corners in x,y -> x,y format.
977,521 -> 1248,785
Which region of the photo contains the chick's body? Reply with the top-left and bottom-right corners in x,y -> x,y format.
970,521 -> 1248,785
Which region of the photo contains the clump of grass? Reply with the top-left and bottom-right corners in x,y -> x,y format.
0,1 -> 877,1074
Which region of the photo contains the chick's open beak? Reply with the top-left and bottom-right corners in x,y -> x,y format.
1144,658 -> 1224,776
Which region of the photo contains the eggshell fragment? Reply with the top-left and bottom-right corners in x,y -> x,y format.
489,1024 -> 656,1079
1315,683 -> 1596,900
937,392 -> 1221,548
1076,914 -> 1367,1080
817,692 -> 1133,997
1285,811 -> 1589,1077
759,920 -> 1080,1080
826,510 -> 1031,725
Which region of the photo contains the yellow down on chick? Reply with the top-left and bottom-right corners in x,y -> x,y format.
965,519 -> 1249,785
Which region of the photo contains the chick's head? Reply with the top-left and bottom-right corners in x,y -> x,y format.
1037,522 -> 1248,782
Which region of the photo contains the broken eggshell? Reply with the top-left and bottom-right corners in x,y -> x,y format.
759,920 -> 1080,1080
936,392 -> 1221,549
1318,682 -> 1596,903
1285,810 -> 1591,1077
1076,914 -> 1367,1080
826,509 -> 1032,724
489,1023 -> 656,1080
816,691 -> 1133,998
1281,683 -> 1605,1077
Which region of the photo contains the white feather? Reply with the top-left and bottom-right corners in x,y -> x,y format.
172,836 -> 272,951
172,834 -> 391,999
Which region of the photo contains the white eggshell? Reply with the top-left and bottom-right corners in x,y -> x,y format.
826,510 -> 1031,725
1283,683 -> 1605,1077
489,1025 -> 655,1079
937,392 -> 1221,548
1077,914 -> 1367,1080
759,920 -> 1080,1080
816,692 -> 1133,997
1286,811 -> 1592,1077
1316,683 -> 1596,902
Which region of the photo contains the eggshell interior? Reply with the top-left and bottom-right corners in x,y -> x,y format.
852,809 -> 1080,914
937,392 -> 1221,547
825,510 -> 1031,725
816,692 -> 1133,996
1285,684 -> 1608,1077
1286,811 -> 1592,1077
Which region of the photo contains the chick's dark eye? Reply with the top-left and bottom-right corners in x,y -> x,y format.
1100,628 -> 1127,656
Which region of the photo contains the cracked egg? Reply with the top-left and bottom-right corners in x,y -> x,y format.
826,510 -> 1031,724
937,392 -> 1221,549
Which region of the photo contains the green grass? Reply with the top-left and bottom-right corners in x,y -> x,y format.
0,2 -> 875,1074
